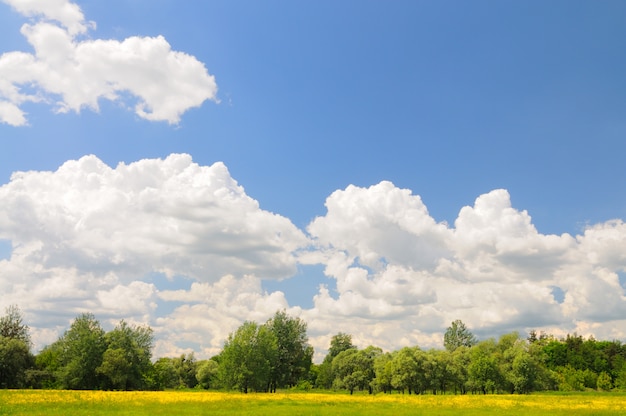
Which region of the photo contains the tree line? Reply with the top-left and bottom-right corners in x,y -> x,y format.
2,306 -> 626,393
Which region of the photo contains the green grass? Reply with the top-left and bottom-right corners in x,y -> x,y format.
1,390 -> 626,415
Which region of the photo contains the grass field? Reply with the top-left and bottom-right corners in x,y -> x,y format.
1,390 -> 625,416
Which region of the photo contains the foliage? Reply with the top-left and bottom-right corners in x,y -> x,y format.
444,319 -> 478,352
331,346 -> 381,394
54,313 -> 107,389
0,305 -> 33,388
218,321 -> 277,393
97,320 -> 154,390
0,305 -> 31,345
265,310 -> 313,391
317,333 -> 355,389
6,307 -> 626,395
196,359 -> 219,389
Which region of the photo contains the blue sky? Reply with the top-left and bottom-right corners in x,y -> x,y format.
1,0 -> 625,360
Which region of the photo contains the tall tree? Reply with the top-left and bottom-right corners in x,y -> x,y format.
56,313 -> 107,389
444,320 -> 478,352
218,321 -> 277,393
265,310 -> 313,391
97,320 -> 154,390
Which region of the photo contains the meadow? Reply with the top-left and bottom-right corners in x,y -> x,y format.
1,390 -> 626,416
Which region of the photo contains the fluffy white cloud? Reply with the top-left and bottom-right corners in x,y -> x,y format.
0,0 -> 217,125
0,155 -> 307,353
2,0 -> 93,35
303,182 -> 626,356
1,159 -> 625,360
155,274 -> 290,358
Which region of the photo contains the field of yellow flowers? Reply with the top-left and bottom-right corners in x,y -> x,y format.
1,390 -> 626,415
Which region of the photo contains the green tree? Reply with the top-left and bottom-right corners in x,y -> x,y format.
151,357 -> 178,390
97,320 -> 154,390
56,313 -> 107,389
444,320 -> 477,352
373,351 -> 394,393
424,349 -> 452,394
0,305 -> 33,388
0,337 -> 33,388
265,310 -> 313,391
317,333 -> 355,389
0,305 -> 30,345
468,339 -> 500,394
449,345 -> 471,394
218,321 -> 277,393
196,359 -> 219,389
332,346 -> 381,394
596,371 -> 612,391
390,347 -> 425,394
173,353 -> 198,388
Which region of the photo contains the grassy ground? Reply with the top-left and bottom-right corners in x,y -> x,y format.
1,390 -> 626,416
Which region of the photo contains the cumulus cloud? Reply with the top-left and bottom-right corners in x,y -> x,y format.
0,154 -> 307,353
0,0 -> 217,125
303,182 -> 626,356
1,159 -> 625,359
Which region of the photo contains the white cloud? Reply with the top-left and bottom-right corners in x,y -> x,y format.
0,155 -> 307,354
303,182 -> 626,356
0,0 -> 217,125
155,274 -> 290,358
1,160 -> 625,359
2,0 -> 93,36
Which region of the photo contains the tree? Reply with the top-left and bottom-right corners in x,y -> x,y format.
173,353 -> 198,388
390,347 -> 426,394
97,320 -> 154,390
151,357 -> 178,390
332,346 -> 381,394
56,313 -> 107,389
444,320 -> 477,352
218,321 -> 277,393
468,339 -> 500,394
449,345 -> 471,394
0,305 -> 30,346
317,333 -> 355,389
0,337 -> 33,388
0,305 -> 33,388
424,349 -> 452,394
265,310 -> 313,391
373,352 -> 394,393
196,359 -> 219,389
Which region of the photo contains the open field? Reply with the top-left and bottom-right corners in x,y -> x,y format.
1,390 -> 626,416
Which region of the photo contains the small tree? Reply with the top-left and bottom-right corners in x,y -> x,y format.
196,359 -> 219,389
444,320 -> 477,352
317,333 -> 355,389
0,305 -> 33,388
0,305 -> 30,345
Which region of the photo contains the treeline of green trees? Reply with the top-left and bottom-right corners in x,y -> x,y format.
3,305 -> 626,394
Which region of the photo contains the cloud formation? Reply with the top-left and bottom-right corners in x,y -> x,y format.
0,155 -> 625,359
0,154 -> 306,352
0,0 -> 218,126
302,182 -> 626,357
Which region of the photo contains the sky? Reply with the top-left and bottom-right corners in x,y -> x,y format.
0,0 -> 625,362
